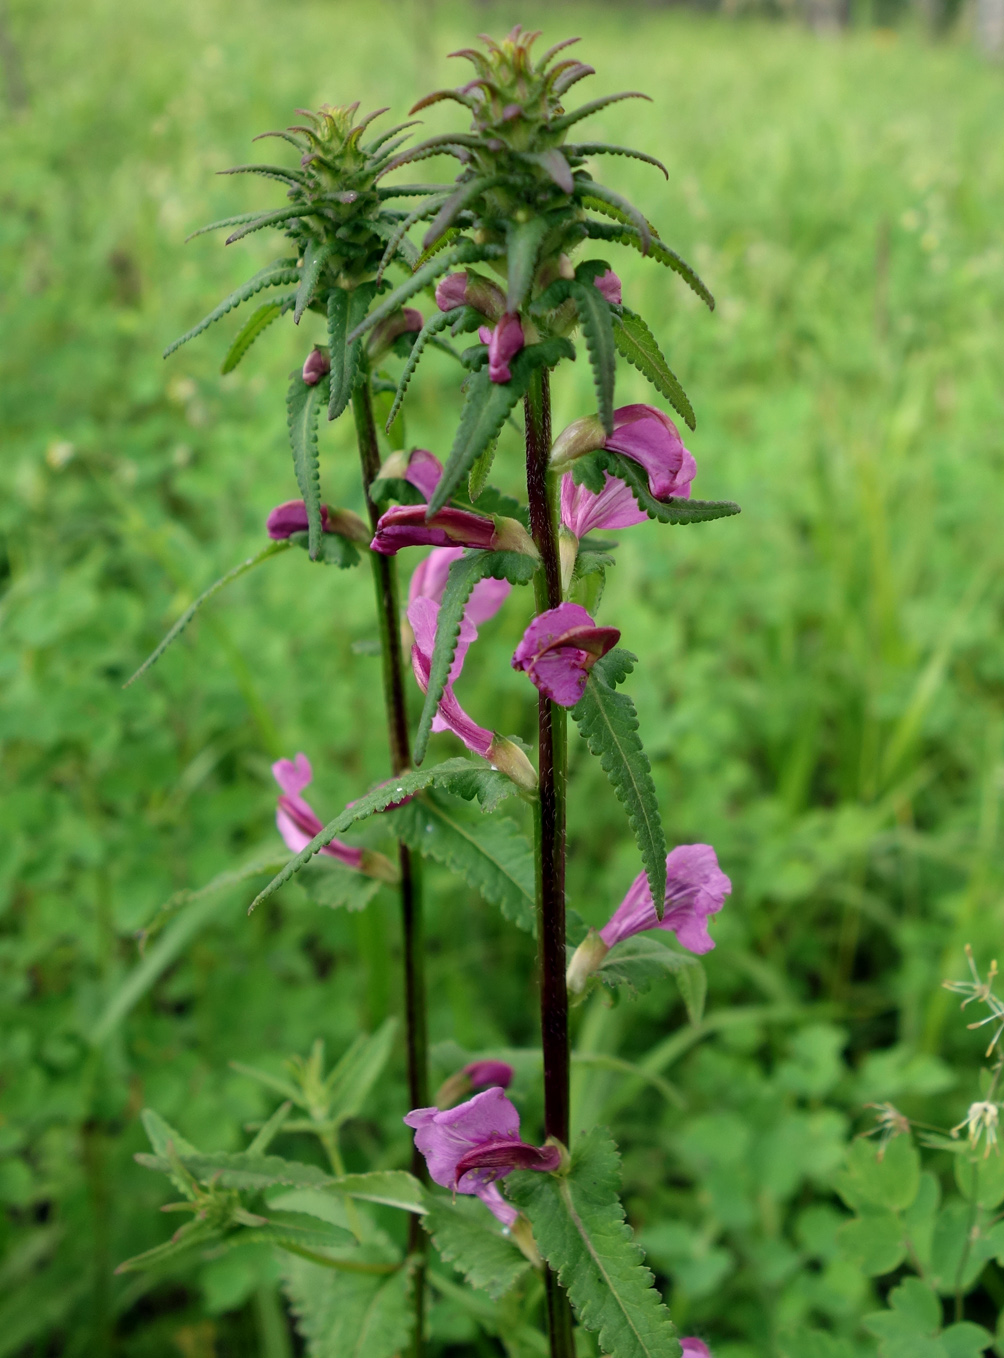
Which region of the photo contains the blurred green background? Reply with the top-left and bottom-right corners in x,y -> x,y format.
2,0 -> 1003,1354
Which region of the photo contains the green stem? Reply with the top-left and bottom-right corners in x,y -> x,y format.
525,366 -> 575,1358
351,377 -> 428,1357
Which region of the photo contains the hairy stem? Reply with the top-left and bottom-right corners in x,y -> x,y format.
352,378 -> 428,1355
525,367 -> 575,1358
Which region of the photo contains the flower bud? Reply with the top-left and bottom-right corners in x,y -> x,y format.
436,272 -> 470,312
491,515 -> 540,559
367,307 -> 423,359
302,347 -> 331,386
594,269 -> 622,306
487,736 -> 538,794
508,1214 -> 543,1268
566,929 -> 610,994
359,849 -> 401,885
549,414 -> 607,468
559,527 -> 578,594
323,507 -> 371,545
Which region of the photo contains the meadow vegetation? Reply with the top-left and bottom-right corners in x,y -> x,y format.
1,1 -> 1003,1353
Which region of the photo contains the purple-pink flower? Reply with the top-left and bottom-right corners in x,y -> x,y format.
409,596 -> 494,759
409,546 -> 512,626
272,753 -> 363,870
593,269 -> 622,306
464,1060 -> 515,1091
436,271 -> 505,320
681,1341 -> 712,1358
605,405 -> 697,501
436,273 -> 469,312
512,603 -> 620,708
478,313 -> 525,384
560,472 -> 648,538
301,348 -> 330,386
404,1087 -> 559,1228
266,499 -> 369,544
371,504 -> 499,556
367,307 -> 423,358
600,845 -> 731,956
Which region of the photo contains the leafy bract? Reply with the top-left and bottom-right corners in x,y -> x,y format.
294,240 -> 332,323
284,1257 -> 411,1358
414,549 -> 539,764
424,1195 -> 530,1299
163,258 -> 300,356
388,793 -> 536,934
584,221 -> 714,310
506,217 -> 552,312
286,373 -> 328,558
569,278 -> 617,433
572,649 -> 666,915
428,339 -> 575,515
346,239 -> 504,345
220,298 -> 289,374
573,450 -> 740,526
597,936 -> 705,1017
506,1126 -> 678,1357
613,309 -> 695,432
383,305 -> 467,432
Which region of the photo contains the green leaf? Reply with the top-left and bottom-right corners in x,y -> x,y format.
568,279 -> 616,434
388,793 -> 536,935
673,960 -> 707,1025
566,143 -> 669,179
284,1258 -> 410,1358
468,439 -> 498,501
835,1135 -> 921,1214
929,1200 -> 997,1295
248,758 -> 478,911
425,1195 -> 530,1299
436,764 -> 523,813
550,92 -> 652,136
114,1221 -> 219,1275
327,282 -> 378,422
864,1277 -> 941,1350
135,1151 -> 334,1192
613,310 -> 695,432
954,1150 -> 1004,1208
596,937 -> 702,1001
414,549 -> 539,764
836,1209 -> 907,1275
326,1171 -> 426,1214
572,649 -> 667,915
580,181 -> 652,254
584,221 -> 714,310
346,240 -> 504,345
164,258 -> 300,357
326,1020 -> 397,1129
124,541 -> 291,687
296,861 -> 381,913
428,339 -> 576,515
424,175 -> 505,251
287,529 -> 360,569
238,1210 -> 355,1254
507,1126 -> 678,1357
940,1323 -> 994,1357
506,217 -> 552,312
294,240 -> 332,324
141,1108 -> 199,1159
220,299 -> 288,374
224,205 -> 307,244
573,450 -> 739,526
247,1101 -> 293,1154
287,373 -> 328,559
383,306 -> 466,433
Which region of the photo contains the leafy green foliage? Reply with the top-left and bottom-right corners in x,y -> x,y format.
383,305 -> 464,432
327,282 -> 378,422
573,448 -> 739,525
284,1258 -> 411,1358
414,549 -> 539,764
612,309 -> 695,431
424,1195 -> 530,1299
596,937 -> 705,1019
569,278 -> 617,433
286,372 -> 328,558
346,240 -> 505,345
163,258 -> 300,356
584,221 -> 714,309
506,217 -> 552,313
220,298 -> 288,374
572,649 -> 667,914
507,1127 -> 679,1357
294,241 -> 332,324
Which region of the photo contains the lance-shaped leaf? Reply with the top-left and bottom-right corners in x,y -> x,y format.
163,258 -> 299,357
572,649 -> 666,914
224,204 -> 310,245
414,550 -> 539,765
383,306 -> 477,433
327,282 -> 378,421
326,1020 -> 397,1130
566,143 -> 668,179
284,1257 -> 410,1358
548,91 -> 652,136
220,297 -> 290,374
579,181 -> 652,255
218,162 -> 310,188
584,221 -> 714,311
424,175 -> 505,251
248,756 -> 482,911
124,540 -> 291,687
287,373 -> 328,559
613,310 -> 695,432
424,1196 -> 530,1299
575,451 -> 740,526
115,1222 -> 220,1274
506,1126 -> 678,1357
387,794 -> 536,935
346,240 -> 504,345
438,763 -> 522,813
428,339 -> 576,515
568,279 -> 616,434
294,240 -> 332,324
506,216 -> 552,312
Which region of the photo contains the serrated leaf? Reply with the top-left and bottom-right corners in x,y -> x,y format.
468,439 -> 497,501
287,373 -> 328,559
284,1258 -> 410,1358
220,299 -> 288,374
425,1196 -> 529,1299
507,217 -> 552,312
596,936 -> 701,999
572,649 -> 666,915
549,91 -> 651,136
326,1020 -> 397,1129
224,205 -> 306,244
414,550 -> 539,764
297,861 -> 381,912
248,758 -> 478,911
580,182 -> 652,254
124,541 -> 291,687
287,529 -> 360,569
239,1210 -> 355,1253
566,144 -> 668,179
574,451 -> 739,526
584,221 -> 714,311
294,240 -> 332,324
164,258 -> 300,357
569,279 -> 616,433
388,793 -> 535,934
613,309 -> 695,431
327,282 -> 378,422
383,306 -> 470,433
507,1126 -> 678,1357
428,339 -> 576,515
436,764 -> 522,813
346,240 -> 504,345
135,1151 -> 334,1192
424,175 -> 504,251
327,1171 -> 426,1214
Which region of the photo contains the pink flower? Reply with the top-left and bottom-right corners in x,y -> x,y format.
371,504 -> 499,556
464,1060 -> 515,1090
560,472 -> 647,538
400,448 -> 444,502
267,500 -> 333,539
593,269 -> 622,306
271,753 -> 363,870
409,546 -> 512,625
301,348 -> 331,386
605,405 -> 697,501
367,307 -> 423,358
601,845 -> 731,955
681,1341 -> 712,1358
404,1087 -> 560,1228
408,596 -> 494,759
511,603 -> 620,708
478,313 -> 524,384
436,273 -> 469,312
436,271 -> 505,319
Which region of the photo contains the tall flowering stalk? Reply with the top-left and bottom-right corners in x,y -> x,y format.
127,27 -> 739,1358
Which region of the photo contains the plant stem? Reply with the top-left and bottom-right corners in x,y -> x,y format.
525,367 -> 575,1358
352,378 -> 428,1355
